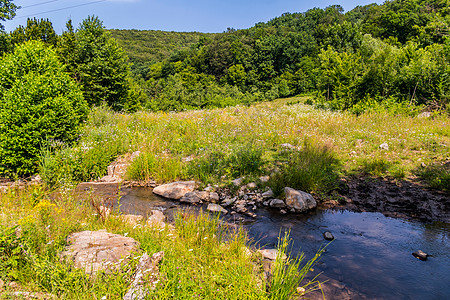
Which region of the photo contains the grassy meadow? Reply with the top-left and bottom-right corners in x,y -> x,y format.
42,96 -> 450,193
1,96 -> 448,299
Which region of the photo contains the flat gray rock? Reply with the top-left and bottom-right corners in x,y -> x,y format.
257,249 -> 287,261
60,230 -> 139,274
269,199 -> 286,208
153,181 -> 196,200
207,203 -> 228,214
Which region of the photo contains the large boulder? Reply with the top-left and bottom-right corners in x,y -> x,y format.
285,187 -> 317,212
60,230 -> 139,274
153,181 -> 196,200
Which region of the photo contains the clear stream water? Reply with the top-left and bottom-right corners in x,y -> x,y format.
86,184 -> 450,300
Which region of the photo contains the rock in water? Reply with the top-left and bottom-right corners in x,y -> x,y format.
60,230 -> 139,274
257,249 -> 287,261
207,203 -> 228,214
153,181 -> 196,199
284,187 -> 317,212
269,199 -> 286,208
323,231 -> 334,241
412,250 -> 428,261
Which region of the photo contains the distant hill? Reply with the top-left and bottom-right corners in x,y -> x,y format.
108,29 -> 215,65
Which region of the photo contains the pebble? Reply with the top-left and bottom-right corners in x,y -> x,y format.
8,281 -> 19,290
323,231 -> 335,241
379,143 -> 389,150
247,182 -> 257,189
412,250 -> 428,261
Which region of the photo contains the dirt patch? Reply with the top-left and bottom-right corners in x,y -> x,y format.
324,176 -> 450,223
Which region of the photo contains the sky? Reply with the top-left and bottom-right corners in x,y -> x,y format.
3,0 -> 384,34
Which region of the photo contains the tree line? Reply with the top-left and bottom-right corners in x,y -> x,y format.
128,0 -> 449,112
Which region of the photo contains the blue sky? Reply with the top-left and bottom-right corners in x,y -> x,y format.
4,0 -> 383,34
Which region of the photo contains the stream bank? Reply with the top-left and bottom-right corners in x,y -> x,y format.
76,181 -> 450,300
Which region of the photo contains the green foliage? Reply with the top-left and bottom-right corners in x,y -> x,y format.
360,157 -> 391,177
0,225 -> 27,280
126,152 -> 186,183
0,0 -> 18,31
145,70 -> 256,111
186,143 -> 264,184
317,46 -> 364,110
268,141 -> 341,196
0,41 -> 88,177
109,29 -> 213,78
362,0 -> 450,44
10,18 -> 58,46
0,29 -> 11,55
77,17 -> 131,110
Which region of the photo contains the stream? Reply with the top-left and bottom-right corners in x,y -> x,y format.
80,183 -> 450,299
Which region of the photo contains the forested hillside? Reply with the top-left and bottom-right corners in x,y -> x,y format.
2,0 -> 449,114
109,29 -> 214,76
113,0 -> 450,113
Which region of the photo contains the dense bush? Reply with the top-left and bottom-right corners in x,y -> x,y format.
0,41 -> 88,177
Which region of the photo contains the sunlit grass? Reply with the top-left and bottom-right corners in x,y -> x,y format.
0,186 -> 321,299
42,96 -> 449,191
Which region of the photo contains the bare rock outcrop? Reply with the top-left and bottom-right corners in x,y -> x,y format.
60,230 -> 139,274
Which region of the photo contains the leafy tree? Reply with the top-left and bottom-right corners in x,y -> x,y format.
0,30 -> 11,55
0,0 -> 17,31
10,18 -> 57,46
60,16 -> 131,111
317,46 -> 364,109
0,0 -> 17,54
0,41 -> 88,177
57,20 -> 76,74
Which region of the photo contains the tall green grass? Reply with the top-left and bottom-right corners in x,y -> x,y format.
38,98 -> 449,194
268,141 -> 341,196
0,186 -> 323,299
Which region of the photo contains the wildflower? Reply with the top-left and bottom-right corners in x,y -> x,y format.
188,249 -> 193,252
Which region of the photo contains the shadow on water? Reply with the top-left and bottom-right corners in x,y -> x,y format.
78,184 -> 450,300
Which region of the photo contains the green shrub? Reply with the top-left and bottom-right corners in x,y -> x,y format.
0,40 -> 88,177
268,141 -> 341,196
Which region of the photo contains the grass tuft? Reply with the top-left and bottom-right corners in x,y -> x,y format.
268,140 -> 341,197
